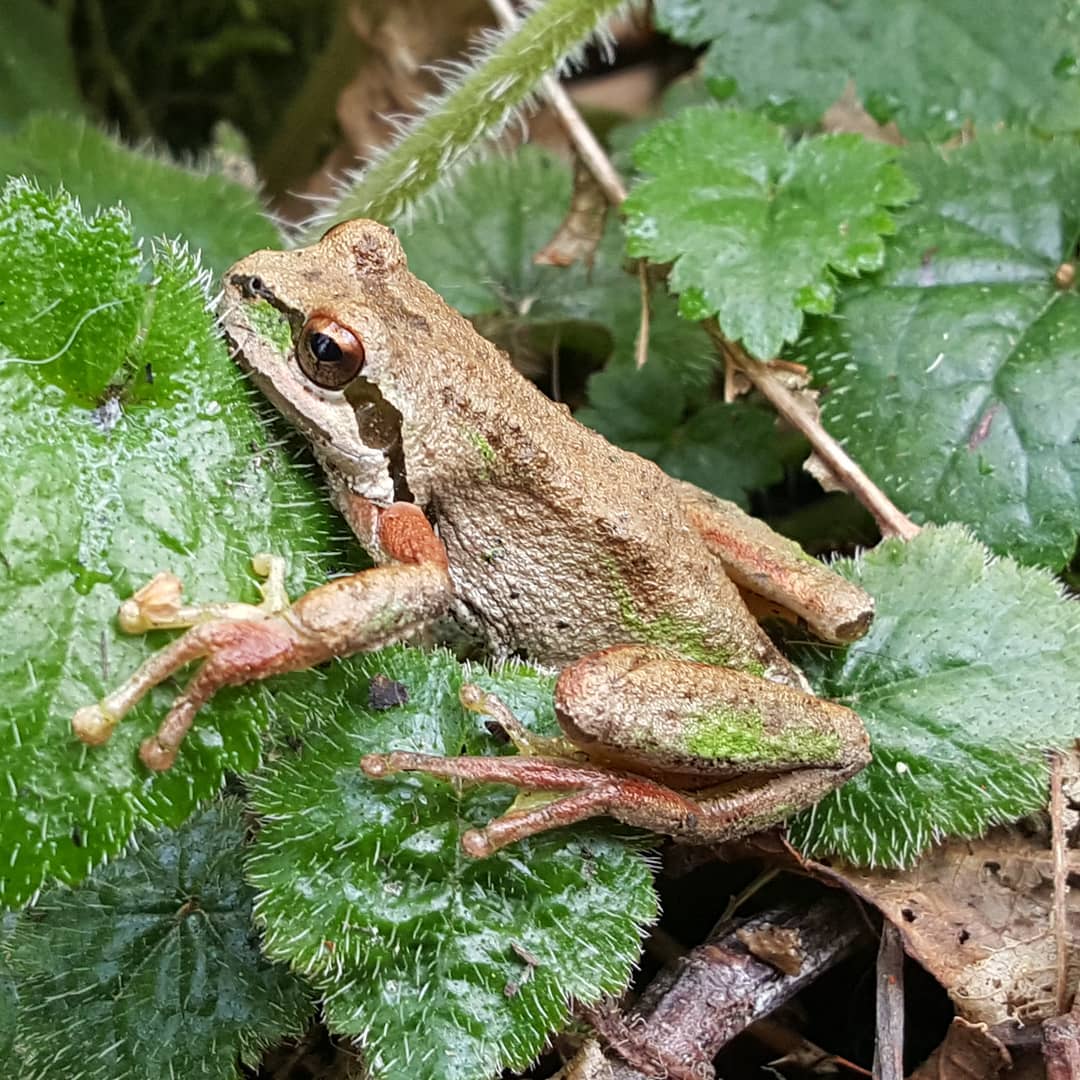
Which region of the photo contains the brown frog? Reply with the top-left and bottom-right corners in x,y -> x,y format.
73,220 -> 872,856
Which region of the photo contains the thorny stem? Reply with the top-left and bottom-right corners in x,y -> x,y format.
487,0 -> 628,204
312,0 -> 627,230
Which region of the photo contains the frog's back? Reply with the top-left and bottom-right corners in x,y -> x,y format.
409,353 -> 792,679
365,251 -> 796,680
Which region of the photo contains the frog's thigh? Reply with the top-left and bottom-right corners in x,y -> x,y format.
554,644 -> 869,780
674,480 -> 873,644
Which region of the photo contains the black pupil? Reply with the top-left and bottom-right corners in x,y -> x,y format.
309,331 -> 343,364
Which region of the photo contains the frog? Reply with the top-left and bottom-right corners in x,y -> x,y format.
72,219 -> 873,857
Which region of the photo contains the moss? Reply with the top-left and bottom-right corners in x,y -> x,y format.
604,557 -> 762,671
464,428 -> 497,478
685,708 -> 842,765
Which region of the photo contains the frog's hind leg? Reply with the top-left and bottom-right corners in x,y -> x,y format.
361,644 -> 869,855
361,750 -> 707,855
360,749 -> 856,856
674,480 -> 874,645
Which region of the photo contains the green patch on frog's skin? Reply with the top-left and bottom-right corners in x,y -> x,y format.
604,557 -> 758,671
685,706 -> 843,766
464,427 -> 497,477
243,298 -> 294,355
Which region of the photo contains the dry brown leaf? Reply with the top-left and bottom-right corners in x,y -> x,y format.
735,925 -> 805,976
908,1018 -> 1011,1079
814,828 -> 1080,1028
534,156 -> 609,268
821,81 -> 904,145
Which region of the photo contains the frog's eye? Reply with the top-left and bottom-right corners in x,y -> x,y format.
297,314 -> 366,389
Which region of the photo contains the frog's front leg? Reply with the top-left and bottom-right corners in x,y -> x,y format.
73,501 -> 452,770
361,645 -> 869,856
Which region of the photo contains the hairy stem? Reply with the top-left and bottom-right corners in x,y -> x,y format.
312,0 -> 626,230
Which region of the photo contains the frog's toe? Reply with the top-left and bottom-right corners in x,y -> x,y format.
72,703 -> 118,746
118,572 -> 185,632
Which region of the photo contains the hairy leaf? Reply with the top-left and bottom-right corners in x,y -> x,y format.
8,802 -> 312,1080
0,114 -> 280,272
247,647 -> 656,1080
624,107 -> 917,358
790,525 -> 1080,868
799,134 -> 1080,568
0,181 -> 347,909
0,914 -> 16,1064
656,0 -> 1080,138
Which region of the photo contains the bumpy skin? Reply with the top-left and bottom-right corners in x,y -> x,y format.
75,219 -> 874,848
225,222 -> 869,682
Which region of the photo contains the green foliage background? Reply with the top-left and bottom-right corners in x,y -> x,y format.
0,0 -> 1077,1077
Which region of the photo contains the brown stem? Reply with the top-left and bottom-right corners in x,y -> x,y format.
1052,752 -> 1071,1016
712,332 -> 922,541
873,922 -> 905,1080
486,0 -> 628,206
567,893 -> 866,1078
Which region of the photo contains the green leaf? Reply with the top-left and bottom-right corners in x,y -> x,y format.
789,525 -> 1080,868
656,0 -> 1080,138
624,107 -> 917,358
0,2 -> 82,129
8,802 -> 312,1080
0,180 -> 347,909
398,148 -> 643,364
247,647 -> 656,1080
798,134 -> 1080,569
0,115 -> 281,273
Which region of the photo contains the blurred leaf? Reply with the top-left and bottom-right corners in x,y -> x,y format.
400,148 -> 800,503
248,647 -> 656,1080
0,180 -> 347,909
790,525 -> 1080,868
0,1 -> 82,130
624,107 -> 917,358
656,0 -> 1080,138
9,802 -> 312,1080
398,146 -> 713,386
799,134 -> 1080,568
0,115 -> 280,273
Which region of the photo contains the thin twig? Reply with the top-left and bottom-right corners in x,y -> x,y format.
586,895 -> 866,1079
711,333 -> 922,541
872,922 -> 905,1080
486,0 -> 628,205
